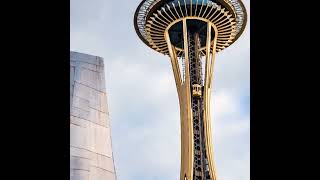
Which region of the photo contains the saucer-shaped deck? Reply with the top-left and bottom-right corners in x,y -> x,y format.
134,0 -> 247,56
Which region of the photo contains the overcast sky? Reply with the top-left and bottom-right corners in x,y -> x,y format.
70,0 -> 250,180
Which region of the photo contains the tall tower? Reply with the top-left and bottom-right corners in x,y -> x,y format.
70,51 -> 117,180
134,1 -> 247,180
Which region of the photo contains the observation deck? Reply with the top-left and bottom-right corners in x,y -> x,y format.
134,0 -> 247,56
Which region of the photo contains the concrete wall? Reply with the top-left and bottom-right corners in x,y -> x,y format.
70,51 -> 116,180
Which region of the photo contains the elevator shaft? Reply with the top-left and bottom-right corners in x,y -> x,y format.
188,32 -> 211,180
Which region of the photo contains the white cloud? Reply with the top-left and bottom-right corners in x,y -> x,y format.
212,91 -> 238,118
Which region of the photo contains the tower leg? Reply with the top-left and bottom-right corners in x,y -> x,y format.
165,19 -> 218,180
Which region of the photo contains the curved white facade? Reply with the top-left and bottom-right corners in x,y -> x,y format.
70,51 -> 116,180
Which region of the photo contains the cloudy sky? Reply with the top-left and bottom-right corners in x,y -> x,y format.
70,0 -> 250,180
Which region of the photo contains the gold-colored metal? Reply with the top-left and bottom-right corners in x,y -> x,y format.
177,1 -> 185,17
154,14 -> 170,26
164,16 -> 220,180
134,1 -> 248,180
201,3 -> 210,18
203,21 -> 218,180
145,2 -> 236,55
167,4 -> 178,20
194,0 -> 199,16
198,0 -> 205,17
192,84 -> 202,97
208,6 -> 220,20
147,23 -> 166,30
150,18 -> 167,28
190,0 -> 193,16
164,31 -> 182,89
204,5 -> 216,19
183,0 -> 188,17
158,10 -> 171,24
172,2 -> 181,18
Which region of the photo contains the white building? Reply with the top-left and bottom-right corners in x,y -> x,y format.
70,51 -> 116,180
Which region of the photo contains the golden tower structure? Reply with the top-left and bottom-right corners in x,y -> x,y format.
134,1 -> 247,180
